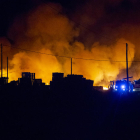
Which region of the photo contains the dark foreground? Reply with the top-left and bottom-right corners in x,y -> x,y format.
1,86 -> 140,140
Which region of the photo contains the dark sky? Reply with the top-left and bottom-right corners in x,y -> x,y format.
0,0 -> 84,36
1,0 -> 140,44
1,0 -> 140,52
1,0 -> 140,58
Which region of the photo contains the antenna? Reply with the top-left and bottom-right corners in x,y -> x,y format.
126,43 -> 129,91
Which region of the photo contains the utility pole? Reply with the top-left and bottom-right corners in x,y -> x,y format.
126,43 -> 129,91
7,57 -> 8,82
1,43 -> 2,78
71,58 -> 72,75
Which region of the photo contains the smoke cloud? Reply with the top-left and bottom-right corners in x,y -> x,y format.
0,2 -> 137,86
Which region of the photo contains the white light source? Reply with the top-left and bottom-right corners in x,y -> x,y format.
103,87 -> 108,90
121,85 -> 125,89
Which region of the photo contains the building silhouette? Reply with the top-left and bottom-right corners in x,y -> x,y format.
50,72 -> 94,94
17,72 -> 44,86
18,72 -> 35,86
0,77 -> 8,86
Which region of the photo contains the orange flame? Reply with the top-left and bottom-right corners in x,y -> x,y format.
0,3 -> 135,86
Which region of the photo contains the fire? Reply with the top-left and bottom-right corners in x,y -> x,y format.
103,87 -> 109,90
0,3 -> 136,86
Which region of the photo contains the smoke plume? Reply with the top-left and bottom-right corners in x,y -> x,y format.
0,2 -> 136,86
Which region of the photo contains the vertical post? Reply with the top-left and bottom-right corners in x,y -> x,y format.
34,73 -> 35,79
126,43 -> 129,91
7,57 -> 8,82
71,58 -> 72,75
1,43 -> 2,78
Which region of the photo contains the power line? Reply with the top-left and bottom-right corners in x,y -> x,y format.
12,46 -> 140,63
2,44 -> 140,62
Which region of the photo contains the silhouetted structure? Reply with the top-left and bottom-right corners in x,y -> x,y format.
65,74 -> 93,90
50,72 -> 64,92
9,80 -> 18,86
93,86 -> 103,91
18,72 -> 46,87
34,79 -> 43,86
0,77 -> 8,85
0,44 -> 8,86
18,72 -> 35,86
52,72 -> 64,81
1,71 -> 140,140
50,73 -> 94,93
1,44 -> 2,78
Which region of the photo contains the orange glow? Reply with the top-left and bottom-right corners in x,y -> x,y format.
0,39 -> 135,86
0,4 -> 135,86
103,87 -> 109,90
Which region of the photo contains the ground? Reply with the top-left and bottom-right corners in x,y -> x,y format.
0,87 -> 140,140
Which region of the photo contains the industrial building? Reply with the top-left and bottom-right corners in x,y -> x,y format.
18,72 -> 44,86
50,72 -> 94,91
18,72 -> 35,86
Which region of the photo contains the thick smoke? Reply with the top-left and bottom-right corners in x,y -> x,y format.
0,2 -> 136,86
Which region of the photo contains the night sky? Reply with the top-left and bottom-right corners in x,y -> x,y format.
1,0 -> 140,40
0,0 -> 82,37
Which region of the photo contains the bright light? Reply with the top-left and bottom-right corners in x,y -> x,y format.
121,85 -> 125,89
103,87 -> 108,90
113,85 -> 115,89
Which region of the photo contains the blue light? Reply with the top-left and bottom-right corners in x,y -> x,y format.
121,85 -> 125,89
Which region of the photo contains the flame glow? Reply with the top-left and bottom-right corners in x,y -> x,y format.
103,87 -> 109,90
0,3 -> 136,86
